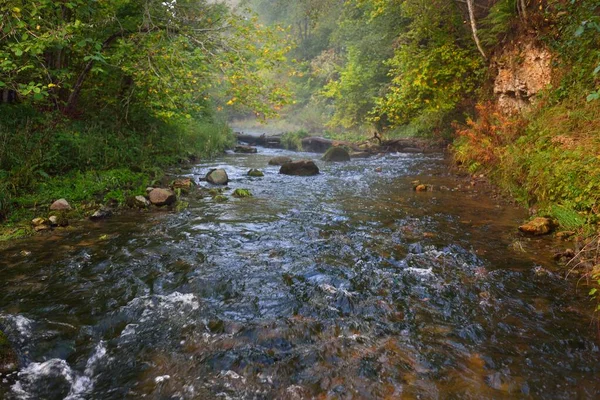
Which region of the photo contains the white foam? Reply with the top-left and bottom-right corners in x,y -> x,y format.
155,375 -> 171,384
11,342 -> 108,400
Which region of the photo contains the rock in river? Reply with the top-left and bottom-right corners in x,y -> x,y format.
322,147 -> 350,162
279,160 -> 320,176
90,206 -> 113,221
206,169 -> 229,185
248,169 -> 264,177
172,178 -> 194,192
234,145 -> 258,154
519,217 -> 556,236
50,198 -> 71,211
0,329 -> 18,374
149,188 -> 177,206
268,156 -> 292,166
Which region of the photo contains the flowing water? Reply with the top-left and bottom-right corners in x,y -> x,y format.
0,148 -> 598,399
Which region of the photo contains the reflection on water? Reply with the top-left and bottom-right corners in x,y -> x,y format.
1,148 -> 598,399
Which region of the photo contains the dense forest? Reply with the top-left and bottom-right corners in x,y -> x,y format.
1,2 -> 600,283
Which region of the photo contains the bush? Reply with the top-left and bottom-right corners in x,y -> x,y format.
281,129 -> 311,151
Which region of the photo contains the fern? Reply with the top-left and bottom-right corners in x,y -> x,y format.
479,0 -> 518,48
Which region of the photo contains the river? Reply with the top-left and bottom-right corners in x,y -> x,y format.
0,147 -> 598,399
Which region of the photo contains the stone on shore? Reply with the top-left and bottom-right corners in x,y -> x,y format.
519,217 -> 556,236
50,198 -> 71,211
149,188 -> 177,206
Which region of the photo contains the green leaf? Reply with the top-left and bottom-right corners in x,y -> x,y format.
575,25 -> 585,37
586,92 -> 600,102
590,288 -> 598,295
14,48 -> 23,56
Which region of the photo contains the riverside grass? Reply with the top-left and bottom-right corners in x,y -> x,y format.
0,106 -> 234,240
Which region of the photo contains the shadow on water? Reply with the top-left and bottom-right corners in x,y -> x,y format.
1,148 -> 599,399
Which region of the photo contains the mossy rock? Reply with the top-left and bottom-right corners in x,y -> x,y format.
214,195 -> 229,202
0,329 -> 18,374
233,189 -> 253,198
322,146 -> 350,162
248,169 -> 264,177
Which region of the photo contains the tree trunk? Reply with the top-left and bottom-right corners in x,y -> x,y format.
466,0 -> 487,61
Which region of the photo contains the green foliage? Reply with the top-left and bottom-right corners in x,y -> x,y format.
281,129 -> 310,151
371,0 -> 484,132
0,0 -> 293,118
479,0 -> 518,48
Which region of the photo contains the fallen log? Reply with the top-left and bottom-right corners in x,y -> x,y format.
236,133 -> 282,148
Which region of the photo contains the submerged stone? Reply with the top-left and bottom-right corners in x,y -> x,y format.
268,156 -> 292,166
90,206 -> 113,221
234,145 -> 258,154
233,189 -> 253,198
0,329 -> 18,374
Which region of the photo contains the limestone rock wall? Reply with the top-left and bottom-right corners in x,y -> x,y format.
493,40 -> 552,114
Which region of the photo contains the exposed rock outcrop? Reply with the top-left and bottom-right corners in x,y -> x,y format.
493,40 -> 552,114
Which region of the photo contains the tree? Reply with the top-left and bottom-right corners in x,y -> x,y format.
0,0 -> 293,119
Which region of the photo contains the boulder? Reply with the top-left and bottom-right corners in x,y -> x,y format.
248,169 -> 264,177
90,206 -> 113,221
50,198 -> 71,211
519,217 -> 556,236
234,145 -> 258,154
268,156 -> 293,166
149,188 -> 177,206
0,330 -> 18,374
206,169 -> 229,185
279,160 -> 320,176
322,147 -> 350,162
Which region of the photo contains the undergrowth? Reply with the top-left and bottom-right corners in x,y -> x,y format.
0,105 -> 234,233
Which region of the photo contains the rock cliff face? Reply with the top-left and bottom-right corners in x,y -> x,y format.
493,40 -> 552,114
